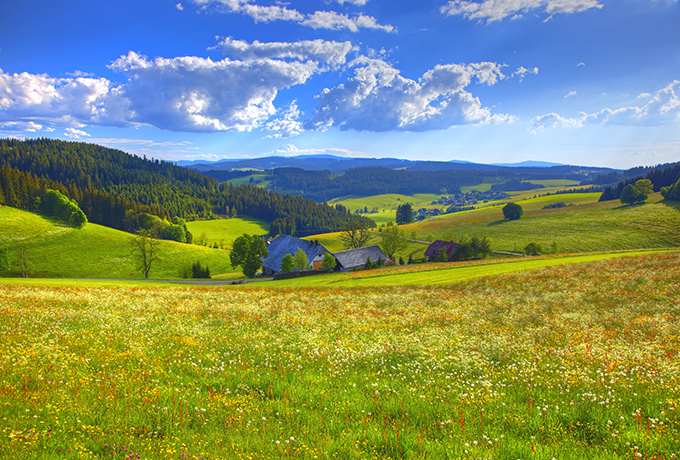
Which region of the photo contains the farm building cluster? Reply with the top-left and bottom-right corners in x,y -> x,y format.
261,235 -> 390,277
260,235 -> 464,277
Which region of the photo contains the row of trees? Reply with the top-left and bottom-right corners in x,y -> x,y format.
40,190 -> 87,228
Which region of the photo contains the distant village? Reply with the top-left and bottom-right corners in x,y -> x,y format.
415,190 -> 510,219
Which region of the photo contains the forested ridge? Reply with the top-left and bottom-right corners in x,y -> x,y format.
0,138 -> 374,236
266,166 -> 589,200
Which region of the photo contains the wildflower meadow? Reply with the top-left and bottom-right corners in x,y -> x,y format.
1,252 -> 679,459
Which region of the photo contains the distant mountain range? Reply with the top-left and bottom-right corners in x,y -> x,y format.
177,155 -> 616,174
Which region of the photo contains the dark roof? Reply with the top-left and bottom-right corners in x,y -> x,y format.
334,245 -> 388,270
262,235 -> 328,274
424,240 -> 458,259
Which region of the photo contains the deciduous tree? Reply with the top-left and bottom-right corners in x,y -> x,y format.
503,202 -> 523,220
339,222 -> 371,249
131,229 -> 161,279
380,225 -> 407,259
230,234 -> 268,278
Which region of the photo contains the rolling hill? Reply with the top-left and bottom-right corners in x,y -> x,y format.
0,206 -> 243,280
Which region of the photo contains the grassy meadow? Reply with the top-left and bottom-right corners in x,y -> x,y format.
0,206 -> 240,280
186,217 -> 269,249
1,251 -> 679,459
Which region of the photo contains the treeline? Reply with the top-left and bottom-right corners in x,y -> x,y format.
599,162 -> 680,202
269,167 -> 494,200
490,180 -> 544,192
0,138 -> 373,237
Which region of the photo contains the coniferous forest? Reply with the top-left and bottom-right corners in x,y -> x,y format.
0,138 -> 374,237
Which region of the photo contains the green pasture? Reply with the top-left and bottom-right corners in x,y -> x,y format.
409,194 -> 680,253
262,248 -> 676,288
0,206 -> 238,280
307,230 -> 429,261
186,216 -> 269,248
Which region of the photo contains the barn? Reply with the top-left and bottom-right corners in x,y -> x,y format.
333,245 -> 388,272
261,235 -> 329,276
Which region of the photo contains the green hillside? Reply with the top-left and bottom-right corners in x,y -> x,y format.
411,193 -> 680,253
311,192 -> 680,257
186,217 -> 269,248
0,206 -> 239,279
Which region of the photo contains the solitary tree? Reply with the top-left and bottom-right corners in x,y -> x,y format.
280,253 -> 295,273
503,202 -> 523,220
293,248 -> 311,271
339,222 -> 371,249
322,252 -> 337,271
131,229 -> 161,279
620,179 -> 653,205
524,242 -> 543,256
380,225 -> 408,259
230,234 -> 268,278
396,204 -> 414,225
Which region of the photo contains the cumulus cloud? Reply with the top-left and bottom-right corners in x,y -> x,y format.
307,58 -> 513,132
64,127 -> 91,138
191,0 -> 392,31
273,144 -> 367,158
0,68 -> 131,128
531,80 -> 680,130
264,102 -> 304,138
565,90 -> 577,98
108,50 -> 323,132
441,0 -> 603,22
301,11 -> 394,32
218,37 -> 355,68
0,121 -> 44,132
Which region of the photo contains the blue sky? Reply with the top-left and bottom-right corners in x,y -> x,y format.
1,0 -> 679,168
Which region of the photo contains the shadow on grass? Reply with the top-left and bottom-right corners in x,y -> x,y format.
487,219 -> 512,226
659,199 -> 680,212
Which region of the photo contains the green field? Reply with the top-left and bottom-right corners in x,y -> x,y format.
2,252 -> 678,459
0,206 -> 239,280
186,217 -> 269,248
310,193 -> 680,257
410,194 -> 680,253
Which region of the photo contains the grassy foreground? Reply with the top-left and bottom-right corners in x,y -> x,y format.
1,252 -> 679,459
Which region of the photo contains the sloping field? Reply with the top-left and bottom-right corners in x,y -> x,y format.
1,252 -> 678,458
0,206 -> 238,279
186,217 -> 269,248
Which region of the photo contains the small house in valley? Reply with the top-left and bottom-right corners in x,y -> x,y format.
425,240 -> 459,262
261,235 -> 329,276
333,245 -> 388,272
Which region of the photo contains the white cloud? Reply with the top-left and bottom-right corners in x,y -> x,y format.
273,144 -> 367,158
513,66 -> 539,82
301,11 -> 394,32
218,37 -> 355,68
308,58 -> 513,132
64,127 -> 91,138
191,0 -> 392,31
531,80 -> 680,130
334,0 -> 369,5
264,102 -> 304,138
577,62 -> 586,67
565,90 -> 577,98
108,50 -> 323,132
0,68 -> 131,128
176,3 -> 184,10
441,0 -> 603,23
0,121 -> 44,132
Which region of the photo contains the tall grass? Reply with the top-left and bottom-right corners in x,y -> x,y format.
1,252 -> 679,459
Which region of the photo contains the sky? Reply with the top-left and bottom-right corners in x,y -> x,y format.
0,0 -> 679,169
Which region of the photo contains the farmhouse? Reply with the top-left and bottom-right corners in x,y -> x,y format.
425,240 -> 459,262
333,245 -> 388,272
261,235 -> 329,275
